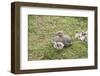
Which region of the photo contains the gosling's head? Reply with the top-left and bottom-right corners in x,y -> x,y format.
56,31 -> 64,37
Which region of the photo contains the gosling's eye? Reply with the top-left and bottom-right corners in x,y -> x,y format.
57,44 -> 59,47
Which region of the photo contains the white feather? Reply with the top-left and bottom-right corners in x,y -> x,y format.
53,42 -> 64,50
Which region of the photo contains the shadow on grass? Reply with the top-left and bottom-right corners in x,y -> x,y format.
40,44 -> 73,60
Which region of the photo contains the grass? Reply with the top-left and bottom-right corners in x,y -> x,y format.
28,15 -> 88,60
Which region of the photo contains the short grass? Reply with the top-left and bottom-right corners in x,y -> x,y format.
28,15 -> 88,60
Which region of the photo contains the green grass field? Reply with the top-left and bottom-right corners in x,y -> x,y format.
28,15 -> 88,60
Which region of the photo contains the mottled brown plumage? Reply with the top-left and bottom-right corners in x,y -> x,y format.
52,31 -> 72,48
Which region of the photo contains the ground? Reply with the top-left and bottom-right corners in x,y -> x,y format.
28,15 -> 88,60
